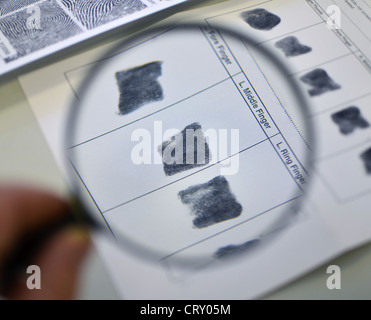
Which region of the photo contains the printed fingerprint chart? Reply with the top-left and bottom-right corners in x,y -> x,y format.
65,26 -> 309,263
15,0 -> 371,298
206,0 -> 371,204
0,0 -> 144,62
0,0 -> 186,75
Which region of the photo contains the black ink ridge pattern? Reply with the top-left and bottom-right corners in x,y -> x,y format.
331,106 -> 369,135
300,69 -> 341,96
275,36 -> 312,57
361,148 -> 371,175
241,8 -> 281,31
0,0 -> 41,16
214,239 -> 260,260
159,123 -> 211,177
60,0 -> 146,30
115,61 -> 164,115
0,0 -> 82,62
178,176 -> 242,229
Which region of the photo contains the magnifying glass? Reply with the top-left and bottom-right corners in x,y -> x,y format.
65,23 -> 314,270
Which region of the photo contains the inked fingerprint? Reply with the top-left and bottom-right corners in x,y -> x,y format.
60,0 -> 146,30
241,8 -> 281,31
178,176 -> 242,229
0,0 -> 41,16
331,106 -> 369,135
0,0 -> 82,62
275,36 -> 312,57
214,239 -> 259,260
115,61 -> 163,115
300,69 -> 341,97
159,123 -> 211,176
361,148 -> 371,175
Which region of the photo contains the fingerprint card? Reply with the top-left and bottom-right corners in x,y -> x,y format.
0,0 -> 82,62
295,55 -> 371,114
66,25 -> 307,265
314,94 -> 371,158
317,144 -> 371,201
59,0 -> 147,30
260,23 -> 350,74
0,0 -> 188,76
206,0 -> 322,44
16,0 -> 371,300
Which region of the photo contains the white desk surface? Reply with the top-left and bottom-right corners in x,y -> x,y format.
1,64 -> 371,301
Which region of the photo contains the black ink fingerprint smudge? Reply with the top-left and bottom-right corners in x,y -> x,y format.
300,69 -> 341,97
275,36 -> 312,57
159,123 -> 211,176
361,148 -> 371,175
331,106 -> 369,135
214,239 -> 259,260
241,8 -> 281,31
178,176 -> 242,229
115,61 -> 164,115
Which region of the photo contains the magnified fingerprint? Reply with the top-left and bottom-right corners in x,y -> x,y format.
115,61 -> 164,115
60,0 -> 146,30
178,176 -> 242,229
275,36 -> 312,57
361,148 -> 371,175
0,0 -> 82,62
159,123 -> 211,176
300,69 -> 341,97
331,106 -> 369,135
241,8 -> 281,31
214,239 -> 259,260
0,0 -> 41,16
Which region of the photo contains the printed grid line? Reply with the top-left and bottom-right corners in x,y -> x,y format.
331,0 -> 371,42
101,137 -> 274,213
204,0 -> 273,21
201,27 -> 309,190
66,25 -> 308,259
306,0 -> 371,202
203,0 -> 371,204
67,75 -> 239,149
68,26 -> 307,212
308,0 -> 371,74
55,0 -> 87,31
0,0 -> 45,18
310,91 -> 371,117
161,194 -> 301,261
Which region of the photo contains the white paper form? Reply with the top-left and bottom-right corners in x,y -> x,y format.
65,24 -> 310,267
0,0 -> 188,77
18,0 -> 371,299
195,0 -> 371,249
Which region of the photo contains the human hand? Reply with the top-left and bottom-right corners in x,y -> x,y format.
0,185 -> 90,300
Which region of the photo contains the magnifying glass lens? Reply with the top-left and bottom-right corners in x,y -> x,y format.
66,24 -> 313,268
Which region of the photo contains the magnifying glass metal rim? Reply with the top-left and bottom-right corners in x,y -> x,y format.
64,22 -> 316,268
